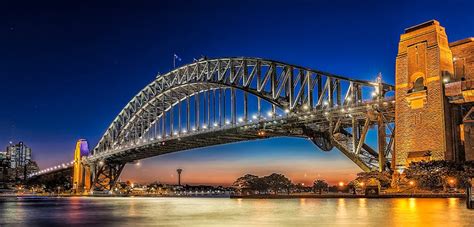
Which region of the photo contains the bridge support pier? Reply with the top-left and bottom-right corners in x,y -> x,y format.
92,162 -> 125,192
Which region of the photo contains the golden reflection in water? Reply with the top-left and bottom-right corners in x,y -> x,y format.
358,198 -> 367,208
299,198 -> 306,206
408,198 -> 416,211
336,198 -> 347,220
128,199 -> 137,216
391,198 -> 464,226
448,198 -> 458,208
236,198 -> 242,206
357,198 -> 368,218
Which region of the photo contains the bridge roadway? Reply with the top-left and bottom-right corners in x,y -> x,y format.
86,98 -> 395,169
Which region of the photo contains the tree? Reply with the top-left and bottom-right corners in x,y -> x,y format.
263,173 -> 293,195
404,160 -> 474,191
233,173 -> 293,194
233,174 -> 269,194
313,179 -> 328,194
354,171 -> 391,188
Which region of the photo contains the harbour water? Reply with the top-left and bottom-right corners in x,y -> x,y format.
1,197 -> 473,226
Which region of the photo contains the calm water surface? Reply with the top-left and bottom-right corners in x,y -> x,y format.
1,197 -> 473,226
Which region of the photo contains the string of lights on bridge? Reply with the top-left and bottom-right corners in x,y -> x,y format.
28,160 -> 75,178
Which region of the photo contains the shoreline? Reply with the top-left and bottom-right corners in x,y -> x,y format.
1,193 -> 466,199
230,193 -> 466,199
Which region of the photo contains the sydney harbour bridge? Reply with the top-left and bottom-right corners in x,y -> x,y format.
24,19 -> 474,195
30,57 -> 395,192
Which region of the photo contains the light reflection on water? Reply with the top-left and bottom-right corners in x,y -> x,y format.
0,197 -> 473,226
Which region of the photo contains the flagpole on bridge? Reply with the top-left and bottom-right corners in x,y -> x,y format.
173,53 -> 181,68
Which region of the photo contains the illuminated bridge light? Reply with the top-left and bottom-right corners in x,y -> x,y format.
238,117 -> 243,123
225,120 -> 230,125
252,114 -> 258,119
267,111 -> 273,117
202,125 -> 207,129
323,101 -> 329,106
284,109 -> 290,113
192,127 -> 196,131
213,123 -> 218,127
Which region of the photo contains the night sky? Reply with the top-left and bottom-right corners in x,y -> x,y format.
1,0 -> 474,185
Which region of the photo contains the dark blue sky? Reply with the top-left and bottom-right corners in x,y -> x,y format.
1,0 -> 473,185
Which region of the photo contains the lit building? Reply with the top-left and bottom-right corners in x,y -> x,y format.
6,142 -> 32,169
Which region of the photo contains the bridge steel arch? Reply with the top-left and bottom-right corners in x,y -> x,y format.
75,57 -> 394,192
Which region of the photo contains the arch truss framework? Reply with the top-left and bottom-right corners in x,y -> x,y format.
31,57 -> 396,192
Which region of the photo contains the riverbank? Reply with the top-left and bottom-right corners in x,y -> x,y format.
230,193 -> 466,199
2,193 -> 466,199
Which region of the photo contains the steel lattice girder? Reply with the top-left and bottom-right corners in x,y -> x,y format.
84,57 -> 395,174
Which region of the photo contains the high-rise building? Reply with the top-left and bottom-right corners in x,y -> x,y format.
6,142 -> 31,169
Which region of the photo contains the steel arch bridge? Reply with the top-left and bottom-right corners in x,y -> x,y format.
31,57 -> 396,192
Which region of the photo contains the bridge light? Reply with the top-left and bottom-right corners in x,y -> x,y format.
443,77 -> 450,83
99,161 -> 104,166
323,101 -> 329,106
238,117 -> 243,123
161,141 -> 166,145
284,109 -> 290,113
324,112 -> 329,116
213,123 -> 218,127
158,135 -> 162,139
371,92 -> 377,97
303,105 -> 309,110
347,97 -> 352,101
225,120 -> 230,125
202,125 -> 207,129
182,130 -> 187,134
173,131 -> 178,136
348,108 -> 352,111
252,114 -> 258,119
341,109 -> 346,113
192,127 -> 196,131
267,111 -> 273,117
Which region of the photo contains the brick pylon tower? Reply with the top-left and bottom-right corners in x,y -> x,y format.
394,20 -> 455,170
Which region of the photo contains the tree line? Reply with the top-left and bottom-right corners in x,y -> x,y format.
232,173 -> 332,194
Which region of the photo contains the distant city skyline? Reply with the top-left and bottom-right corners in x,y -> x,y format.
2,1 -> 474,185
